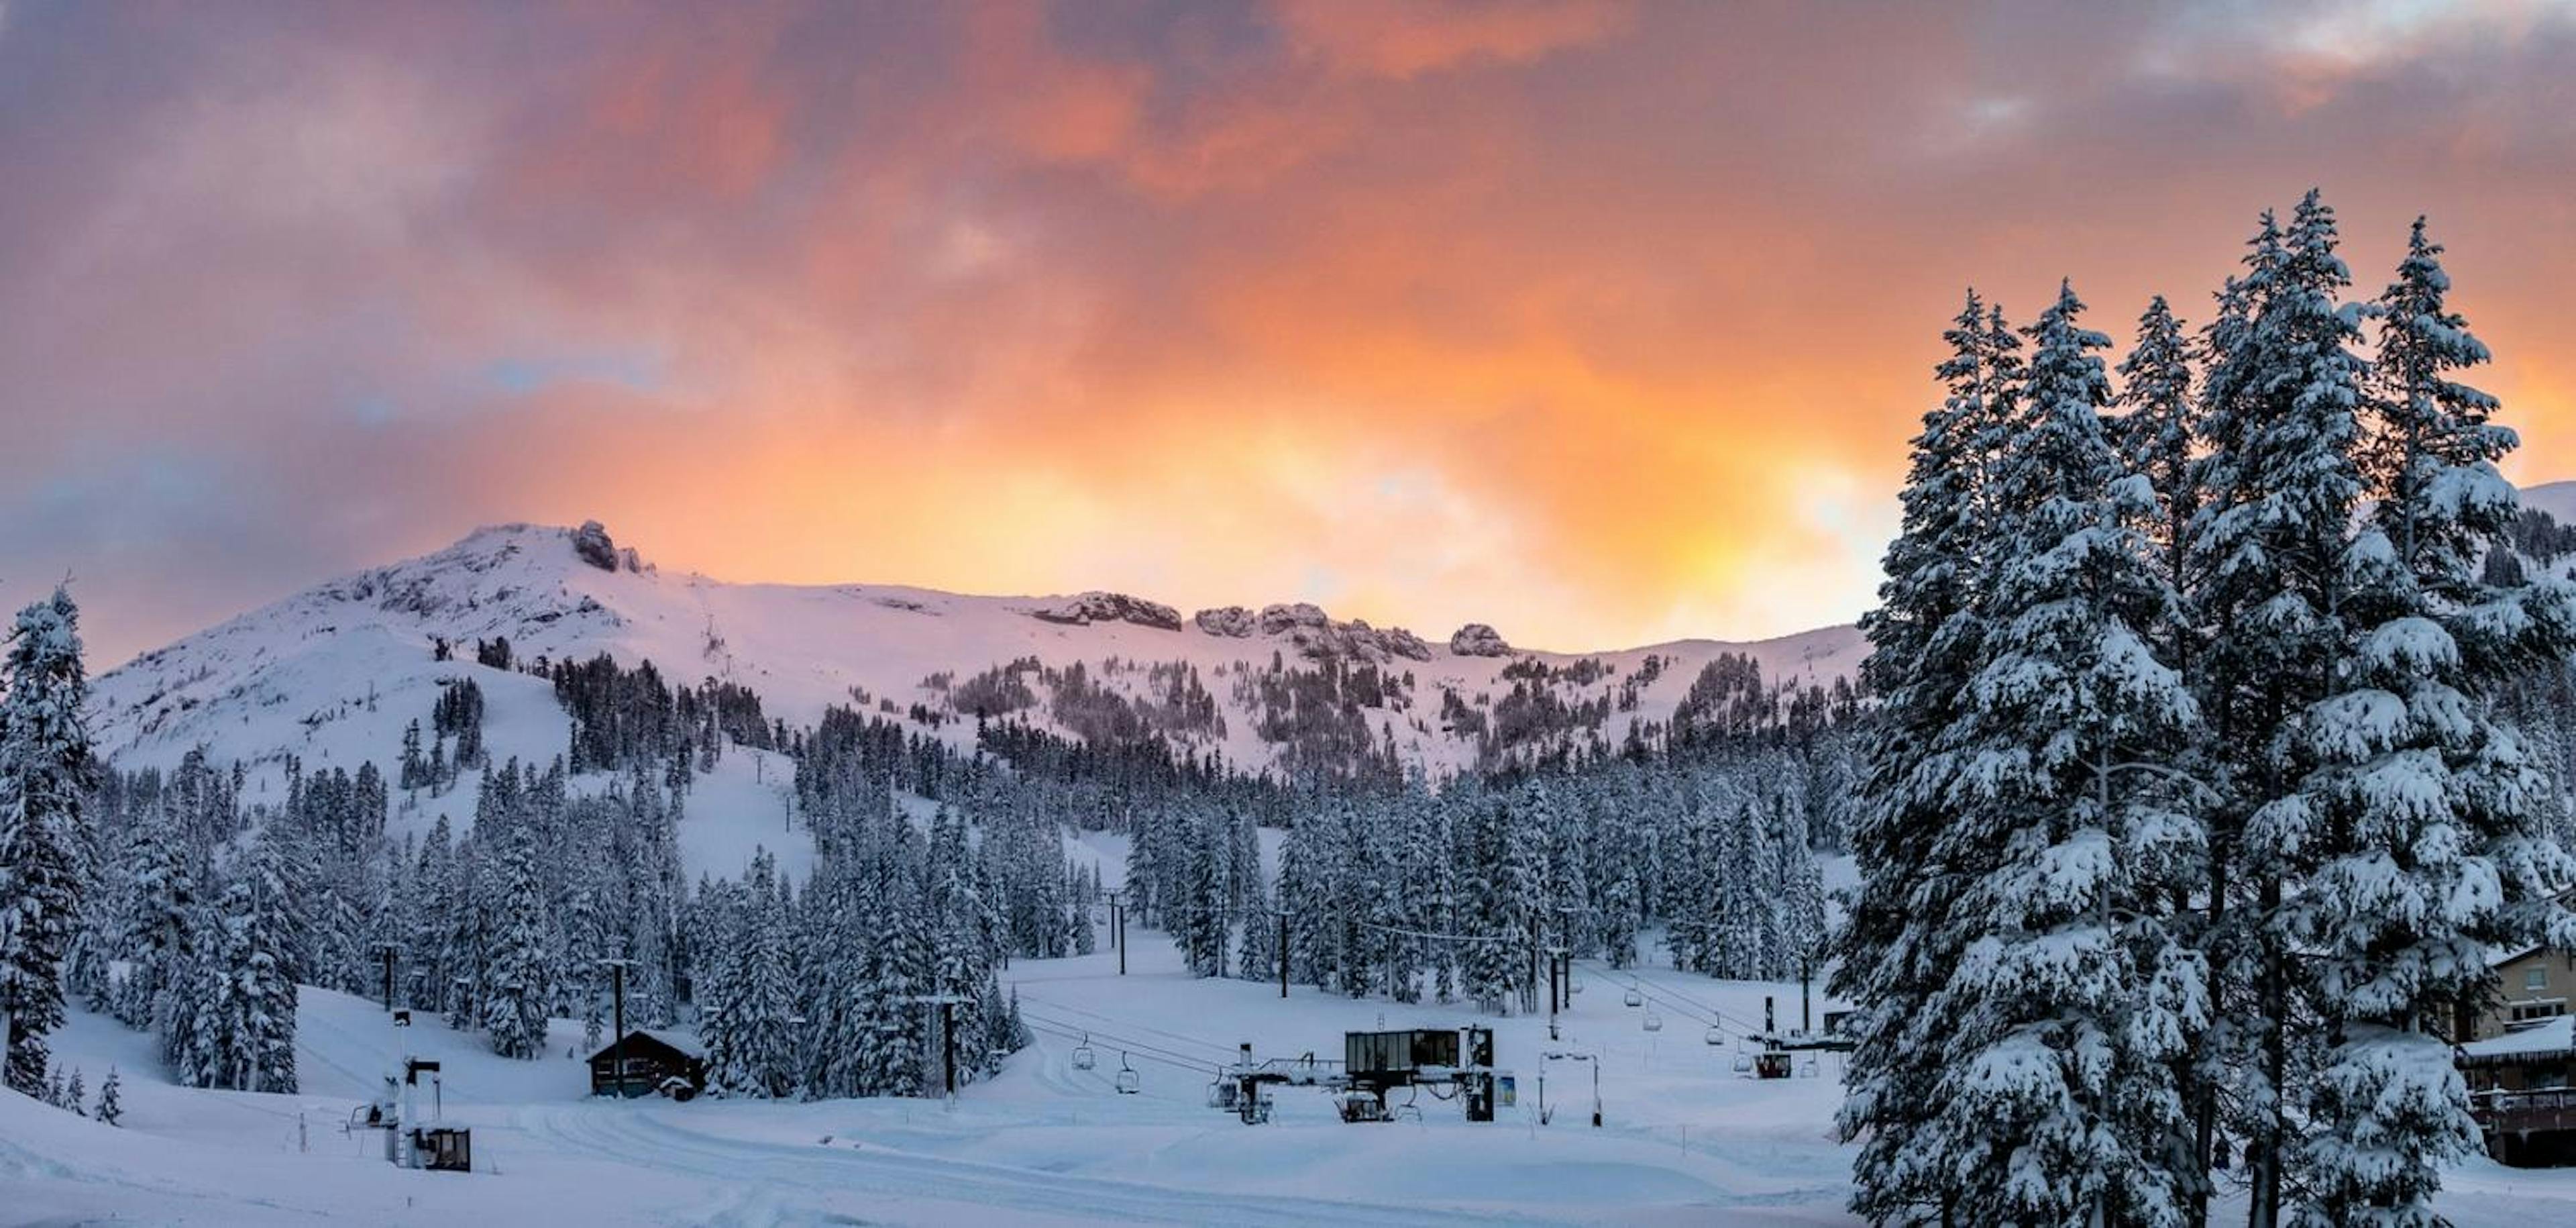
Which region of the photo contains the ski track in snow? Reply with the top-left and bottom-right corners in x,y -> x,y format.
517,1100 -> 1524,1227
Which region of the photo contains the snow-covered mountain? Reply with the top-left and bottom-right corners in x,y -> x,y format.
89,521 -> 1864,788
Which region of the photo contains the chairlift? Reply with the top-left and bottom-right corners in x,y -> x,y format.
1642,1010 -> 1664,1033
1115,1052 -> 1140,1094
1623,983 -> 1643,1009
1704,1025 -> 1725,1046
1799,1058 -> 1821,1080
1731,1054 -> 1755,1075
1208,1075 -> 1238,1110
1072,1033 -> 1097,1071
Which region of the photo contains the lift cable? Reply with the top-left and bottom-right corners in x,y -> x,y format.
1022,1020 -> 1212,1077
1011,994 -> 1240,1061
1018,1010 -> 1231,1075
1355,920 -> 1526,945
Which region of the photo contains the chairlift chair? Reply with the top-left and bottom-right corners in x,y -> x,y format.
1115,1053 -> 1140,1094
1623,983 -> 1643,1008
1642,1010 -> 1663,1033
1072,1033 -> 1097,1071
1731,1054 -> 1755,1075
1704,1025 -> 1724,1046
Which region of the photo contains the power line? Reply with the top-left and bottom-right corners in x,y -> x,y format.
1354,919 -> 1523,945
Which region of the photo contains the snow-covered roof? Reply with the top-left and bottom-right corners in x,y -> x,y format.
594,1028 -> 705,1060
2460,1016 -> 2575,1060
639,1028 -> 704,1058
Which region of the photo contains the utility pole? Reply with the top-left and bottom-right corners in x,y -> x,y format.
1544,946 -> 1570,1041
599,958 -> 635,1096
1108,891 -> 1126,976
374,943 -> 401,1013
1800,962 -> 1812,1034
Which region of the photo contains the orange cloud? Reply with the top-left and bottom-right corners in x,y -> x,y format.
5,1 -> 2575,667
1273,0 -> 1631,79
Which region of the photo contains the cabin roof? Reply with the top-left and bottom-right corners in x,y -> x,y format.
588,1028 -> 705,1064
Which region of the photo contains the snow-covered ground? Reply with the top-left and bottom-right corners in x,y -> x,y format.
17,931 -> 2576,1225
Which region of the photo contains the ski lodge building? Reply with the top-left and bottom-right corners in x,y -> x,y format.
2471,944 -> 2574,1039
2458,945 -> 2576,1166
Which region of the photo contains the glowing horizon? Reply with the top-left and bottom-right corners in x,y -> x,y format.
5,1 -> 2573,666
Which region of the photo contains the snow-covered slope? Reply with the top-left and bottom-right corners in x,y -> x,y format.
2519,479 -> 2576,527
90,521 -> 1865,788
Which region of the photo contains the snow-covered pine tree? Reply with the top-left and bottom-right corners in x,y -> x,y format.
400,719 -> 427,794
1593,778 -> 1644,969
1907,280 -> 2207,1225
109,801 -> 199,1032
182,842 -> 299,1093
1837,290 -> 2018,1225
1453,785 -> 1520,1013
0,586 -> 96,1095
480,825 -> 557,1059
690,875 -> 747,1091
94,1066 -> 121,1125
237,833 -> 300,1094
1499,780 -> 1552,1013
64,1065 -> 84,1117
863,848 -> 932,1095
1770,790 -> 1828,985
2115,295 -> 2198,601
2274,215 -> 2576,1225
730,852 -> 801,1098
1175,806 -> 1229,978
2189,191 -> 2371,1226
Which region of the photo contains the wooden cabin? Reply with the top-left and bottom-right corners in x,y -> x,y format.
588,1029 -> 706,1099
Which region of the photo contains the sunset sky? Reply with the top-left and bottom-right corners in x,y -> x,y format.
5,0 -> 2573,666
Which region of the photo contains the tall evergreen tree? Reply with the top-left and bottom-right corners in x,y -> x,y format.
1838,291 -> 2015,1224
480,826 -> 557,1059
2275,216 -> 2576,1224
2115,295 -> 2198,601
1912,281 -> 2208,1224
0,586 -> 96,1094
2190,191 -> 2372,1226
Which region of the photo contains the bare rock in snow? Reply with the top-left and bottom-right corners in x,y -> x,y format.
1258,603 -> 1332,636
572,521 -> 620,572
1193,606 -> 1258,637
1032,591 -> 1183,631
1449,623 -> 1511,657
1373,626 -> 1436,662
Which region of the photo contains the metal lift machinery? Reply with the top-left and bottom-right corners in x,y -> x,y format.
1216,1026 -> 1513,1125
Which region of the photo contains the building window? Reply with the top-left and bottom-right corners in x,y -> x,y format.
2530,968 -> 2551,992
2513,1003 -> 2567,1023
